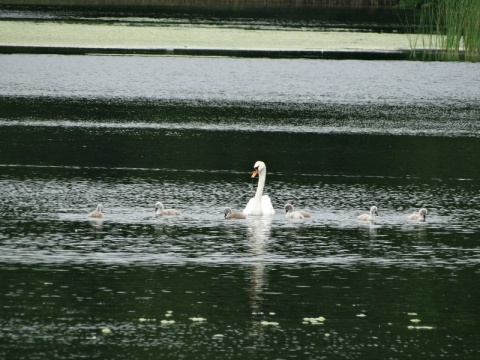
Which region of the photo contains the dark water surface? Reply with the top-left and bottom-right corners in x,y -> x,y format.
0,4 -> 412,33
1,54 -> 480,359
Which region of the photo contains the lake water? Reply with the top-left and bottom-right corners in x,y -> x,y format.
1,5 -> 480,360
1,53 -> 480,360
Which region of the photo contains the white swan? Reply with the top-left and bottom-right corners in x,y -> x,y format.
155,201 -> 181,216
408,208 -> 427,221
284,203 -> 310,219
243,161 -> 275,216
89,204 -> 104,218
357,206 -> 378,222
224,207 -> 246,219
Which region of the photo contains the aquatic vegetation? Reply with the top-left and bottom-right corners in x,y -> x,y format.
408,0 -> 480,61
303,316 -> 326,324
190,317 -> 207,322
138,317 -> 156,322
408,325 -> 435,330
260,321 -> 279,326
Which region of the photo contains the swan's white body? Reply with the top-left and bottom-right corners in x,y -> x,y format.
224,207 -> 246,219
284,203 -> 310,219
89,204 -> 104,218
155,201 -> 181,216
408,208 -> 427,221
357,206 -> 378,222
243,161 -> 275,216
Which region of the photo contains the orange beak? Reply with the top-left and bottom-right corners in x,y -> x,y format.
251,168 -> 259,178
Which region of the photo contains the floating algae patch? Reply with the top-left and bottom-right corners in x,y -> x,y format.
0,20 -> 412,52
408,326 -> 434,330
190,317 -> 207,322
138,317 -> 156,322
260,321 -> 279,326
303,316 -> 326,325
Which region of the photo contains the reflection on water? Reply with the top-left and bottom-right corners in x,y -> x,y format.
1,54 -> 480,359
248,217 -> 271,256
247,217 -> 270,317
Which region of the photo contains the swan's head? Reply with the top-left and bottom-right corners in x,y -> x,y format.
370,206 -> 378,215
419,208 -> 428,218
97,204 -> 104,212
224,207 -> 233,218
251,161 -> 266,178
155,202 -> 163,210
284,203 -> 294,213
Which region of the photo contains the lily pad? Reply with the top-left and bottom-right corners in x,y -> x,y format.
260,321 -> 279,326
190,317 -> 206,322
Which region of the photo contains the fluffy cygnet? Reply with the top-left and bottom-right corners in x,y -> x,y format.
155,201 -> 181,216
224,207 -> 246,219
89,204 -> 104,218
408,208 -> 427,221
357,206 -> 378,222
284,203 -> 310,219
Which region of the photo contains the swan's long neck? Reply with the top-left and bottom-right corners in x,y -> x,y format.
255,169 -> 266,200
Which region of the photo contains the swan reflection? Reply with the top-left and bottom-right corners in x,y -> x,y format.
247,216 -> 272,340
247,216 -> 272,256
89,219 -> 103,231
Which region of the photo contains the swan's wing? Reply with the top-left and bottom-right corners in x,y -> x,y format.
300,211 -> 311,218
261,195 -> 275,215
243,198 -> 255,215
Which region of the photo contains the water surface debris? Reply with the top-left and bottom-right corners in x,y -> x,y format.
303,316 -> 326,324
190,317 -> 207,322
260,321 -> 279,326
408,325 -> 434,330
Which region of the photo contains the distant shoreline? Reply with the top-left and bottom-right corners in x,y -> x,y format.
0,0 -> 401,8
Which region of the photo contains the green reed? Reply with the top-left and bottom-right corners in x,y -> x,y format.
413,0 -> 480,61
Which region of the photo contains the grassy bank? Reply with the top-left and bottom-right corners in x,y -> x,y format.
0,0 -> 401,8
